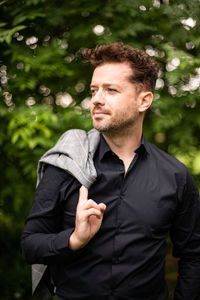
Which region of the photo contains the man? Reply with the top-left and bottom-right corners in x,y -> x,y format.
21,42 -> 200,300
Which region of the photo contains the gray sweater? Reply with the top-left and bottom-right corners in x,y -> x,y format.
32,128 -> 100,298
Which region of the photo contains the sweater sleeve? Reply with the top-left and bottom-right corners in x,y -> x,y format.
21,165 -> 78,265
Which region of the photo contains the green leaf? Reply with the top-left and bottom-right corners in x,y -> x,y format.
0,25 -> 26,44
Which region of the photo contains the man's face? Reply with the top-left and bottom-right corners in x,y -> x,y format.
90,62 -> 142,134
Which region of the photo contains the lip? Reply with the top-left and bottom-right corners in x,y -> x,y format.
93,111 -> 108,117
94,112 -> 106,115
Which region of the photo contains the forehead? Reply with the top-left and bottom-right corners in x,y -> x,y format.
91,62 -> 133,85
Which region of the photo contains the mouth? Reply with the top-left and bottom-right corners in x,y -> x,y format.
93,112 -> 106,117
92,110 -> 109,117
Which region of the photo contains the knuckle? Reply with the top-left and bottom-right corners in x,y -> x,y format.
91,208 -> 100,215
87,199 -> 94,205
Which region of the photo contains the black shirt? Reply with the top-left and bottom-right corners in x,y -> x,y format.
21,135 -> 200,300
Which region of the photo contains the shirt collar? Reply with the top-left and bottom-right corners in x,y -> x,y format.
98,133 -> 149,161
98,134 -> 112,161
135,134 -> 149,155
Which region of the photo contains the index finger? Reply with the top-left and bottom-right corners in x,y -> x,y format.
78,186 -> 88,203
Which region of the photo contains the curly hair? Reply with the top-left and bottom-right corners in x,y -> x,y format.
82,42 -> 159,93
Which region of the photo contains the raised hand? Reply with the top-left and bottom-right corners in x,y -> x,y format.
69,186 -> 106,251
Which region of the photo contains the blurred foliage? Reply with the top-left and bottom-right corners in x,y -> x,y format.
0,0 -> 200,299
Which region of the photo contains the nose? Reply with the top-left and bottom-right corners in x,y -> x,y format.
91,89 -> 105,106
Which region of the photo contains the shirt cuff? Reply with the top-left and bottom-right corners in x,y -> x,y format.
51,228 -> 90,256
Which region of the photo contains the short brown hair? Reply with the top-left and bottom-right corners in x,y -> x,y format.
82,42 -> 159,93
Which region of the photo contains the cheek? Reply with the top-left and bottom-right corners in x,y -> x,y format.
126,98 -> 138,111
107,95 -> 123,108
89,100 -> 94,110
115,98 -> 135,112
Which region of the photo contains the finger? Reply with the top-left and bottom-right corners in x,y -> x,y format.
99,203 -> 106,212
78,186 -> 88,204
84,199 -> 101,210
84,201 -> 106,213
83,208 -> 102,219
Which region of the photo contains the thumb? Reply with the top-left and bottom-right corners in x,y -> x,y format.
78,186 -> 88,204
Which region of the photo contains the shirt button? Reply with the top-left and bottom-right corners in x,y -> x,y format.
119,167 -> 124,172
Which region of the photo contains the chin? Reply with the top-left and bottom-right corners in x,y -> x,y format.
93,121 -> 105,131
93,125 -> 113,134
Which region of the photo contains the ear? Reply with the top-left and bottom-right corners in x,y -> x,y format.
138,91 -> 153,113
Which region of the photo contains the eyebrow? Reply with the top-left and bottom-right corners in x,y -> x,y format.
90,83 -> 121,88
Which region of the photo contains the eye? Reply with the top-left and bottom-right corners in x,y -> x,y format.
90,88 -> 97,95
108,88 -> 117,93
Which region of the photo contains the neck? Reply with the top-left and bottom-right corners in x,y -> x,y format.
102,123 -> 143,159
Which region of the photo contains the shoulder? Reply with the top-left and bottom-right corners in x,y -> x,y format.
145,141 -> 190,180
36,164 -> 76,197
146,141 -> 199,195
40,164 -> 73,185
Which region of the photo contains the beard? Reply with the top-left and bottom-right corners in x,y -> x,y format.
92,110 -> 139,134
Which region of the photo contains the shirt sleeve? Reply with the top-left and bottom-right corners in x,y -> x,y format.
170,169 -> 200,299
21,165 -> 78,265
